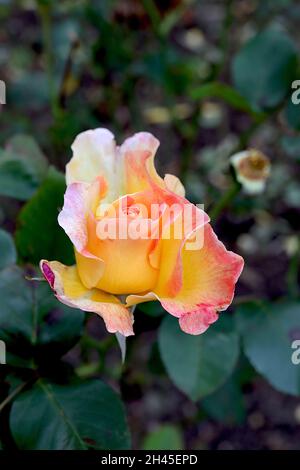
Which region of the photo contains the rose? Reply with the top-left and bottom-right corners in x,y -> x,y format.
230,149 -> 271,194
40,129 -> 244,336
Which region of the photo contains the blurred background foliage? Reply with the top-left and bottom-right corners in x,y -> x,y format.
0,0 -> 300,450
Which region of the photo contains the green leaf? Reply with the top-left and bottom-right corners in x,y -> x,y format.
6,135 -> 48,182
232,29 -> 298,111
201,377 -> 246,425
9,72 -> 49,111
143,425 -> 183,450
158,315 -> 239,401
15,166 -> 74,265
0,135 -> 48,200
0,229 -> 16,270
0,158 -> 37,200
284,99 -> 300,131
36,282 -> 85,353
190,82 -> 262,118
10,378 -> 131,450
138,301 -> 166,317
281,135 -> 300,160
236,301 -> 300,396
0,266 -> 84,367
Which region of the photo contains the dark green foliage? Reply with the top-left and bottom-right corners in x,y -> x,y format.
237,301 -> 300,396
15,167 -> 74,265
10,379 -> 130,450
159,315 -> 239,401
232,29 -> 298,111
0,0 -> 300,452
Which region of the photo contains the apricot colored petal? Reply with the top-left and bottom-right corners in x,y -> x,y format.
164,174 -> 185,197
126,292 -> 157,308
154,202 -> 209,297
126,224 -> 243,335
94,228 -> 159,295
40,260 -> 134,336
158,224 -> 243,332
119,132 -> 164,193
75,250 -> 105,290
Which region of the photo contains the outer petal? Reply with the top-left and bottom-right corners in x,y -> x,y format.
152,199 -> 210,297
178,308 -> 219,335
57,179 -> 106,289
119,132 -> 164,193
127,224 -> 243,335
58,180 -> 97,254
67,128 -> 123,202
164,174 -> 185,197
158,224 -> 243,333
40,260 -> 134,336
66,129 -> 186,200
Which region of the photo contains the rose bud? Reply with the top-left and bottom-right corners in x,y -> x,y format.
40,129 -> 244,336
230,148 -> 271,195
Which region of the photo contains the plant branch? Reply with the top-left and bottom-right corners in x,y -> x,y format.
38,0 -> 58,117
209,179 -> 241,223
0,380 -> 32,414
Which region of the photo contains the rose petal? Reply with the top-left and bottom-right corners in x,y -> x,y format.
119,132 -> 163,193
178,307 -> 219,335
164,174 -> 185,197
58,180 -> 107,288
127,224 -> 243,335
157,224 -> 244,315
67,128 -> 123,202
40,260 -> 134,336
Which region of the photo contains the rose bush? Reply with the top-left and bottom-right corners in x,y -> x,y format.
40,129 -> 244,336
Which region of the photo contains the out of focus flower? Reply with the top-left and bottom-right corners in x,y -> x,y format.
230,149 -> 271,194
143,103 -> 193,125
143,106 -> 171,124
180,28 -> 206,51
199,102 -> 224,128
